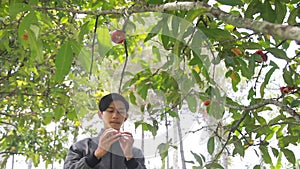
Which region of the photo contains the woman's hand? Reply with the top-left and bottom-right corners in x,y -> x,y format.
119,132 -> 134,160
94,128 -> 121,159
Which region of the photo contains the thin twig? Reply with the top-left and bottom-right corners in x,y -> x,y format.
118,40 -> 129,93
89,15 -> 99,79
0,121 -> 17,129
118,12 -> 132,93
0,151 -> 24,155
209,110 -> 248,167
0,112 -> 13,117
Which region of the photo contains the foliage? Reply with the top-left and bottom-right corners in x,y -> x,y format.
1,0 -> 300,168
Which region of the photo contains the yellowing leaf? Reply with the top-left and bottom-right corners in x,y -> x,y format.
231,47 -> 243,56
194,65 -> 201,73
230,71 -> 238,83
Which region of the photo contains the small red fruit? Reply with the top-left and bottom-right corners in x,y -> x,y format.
111,30 -> 125,44
255,50 -> 268,62
23,32 -> 29,41
280,86 -> 291,94
204,100 -> 211,106
118,131 -> 132,138
287,86 -> 295,91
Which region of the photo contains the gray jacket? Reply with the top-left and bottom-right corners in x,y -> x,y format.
64,132 -> 146,169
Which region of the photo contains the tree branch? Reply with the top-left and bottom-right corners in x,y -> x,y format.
224,98 -> 300,120
0,121 -> 18,129
0,112 -> 13,117
32,1 -> 300,42
0,151 -> 24,155
207,111 -> 248,167
192,90 -> 300,121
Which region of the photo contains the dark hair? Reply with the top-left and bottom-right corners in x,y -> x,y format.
98,93 -> 129,112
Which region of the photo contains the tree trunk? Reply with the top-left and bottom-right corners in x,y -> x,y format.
173,116 -> 179,169
27,159 -> 32,169
11,155 -> 14,169
176,115 -> 186,169
141,113 -> 144,153
165,111 -> 169,169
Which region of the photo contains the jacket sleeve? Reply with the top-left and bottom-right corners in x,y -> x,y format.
63,141 -> 100,169
124,148 -> 147,169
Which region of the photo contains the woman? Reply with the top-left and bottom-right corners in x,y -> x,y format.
64,93 -> 147,169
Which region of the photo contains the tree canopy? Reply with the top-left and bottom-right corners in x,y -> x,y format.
1,0 -> 300,168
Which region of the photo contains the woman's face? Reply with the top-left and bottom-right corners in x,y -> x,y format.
99,100 -> 128,130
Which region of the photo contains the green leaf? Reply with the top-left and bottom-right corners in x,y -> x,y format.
275,152 -> 282,169
77,48 -> 91,71
129,92 -> 137,105
287,7 -> 300,25
282,148 -> 296,164
232,136 -> 245,157
266,48 -> 291,61
255,116 -> 267,125
146,0 -> 164,4
97,26 -> 113,57
253,165 -> 261,169
207,136 -> 215,155
78,21 -> 91,42
239,58 -> 253,79
191,151 -> 203,167
271,147 -> 279,157
55,41 -> 73,82
157,142 -> 169,160
171,15 -> 179,36
217,0 -> 243,6
260,64 -> 278,97
208,100 -> 225,119
186,9 -> 207,22
283,68 -> 294,86
247,87 -> 255,100
27,29 -> 43,62
242,42 -> 263,50
191,69 -> 202,84
66,110 -> 77,121
70,40 -> 82,55
9,3 -> 32,20
205,163 -> 224,169
18,12 -> 38,43
225,69 -> 240,92
152,46 -> 161,62
291,100 -> 300,107
43,112 -> 53,125
245,0 -> 261,19
54,105 -> 65,121
261,0 -> 276,22
259,146 -> 272,164
275,0 -> 287,23
167,110 -> 179,118
144,19 -> 163,42
161,35 -> 170,50
137,84 -> 150,100
186,95 -> 197,113
200,27 -> 233,41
